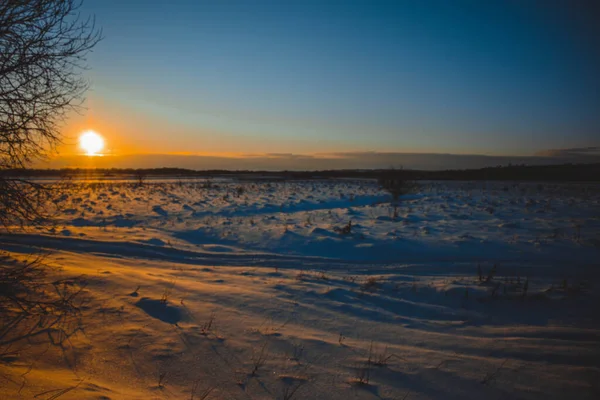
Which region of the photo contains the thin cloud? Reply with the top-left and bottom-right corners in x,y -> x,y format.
535,147 -> 600,157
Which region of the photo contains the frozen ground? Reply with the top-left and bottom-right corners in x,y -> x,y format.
1,178 -> 599,399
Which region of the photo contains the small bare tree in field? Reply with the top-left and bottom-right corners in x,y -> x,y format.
378,166 -> 417,205
134,169 -> 147,187
0,0 -> 100,365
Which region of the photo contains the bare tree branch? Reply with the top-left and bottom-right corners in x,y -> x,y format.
0,0 -> 101,228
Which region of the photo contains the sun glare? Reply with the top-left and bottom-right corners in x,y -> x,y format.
79,130 -> 105,156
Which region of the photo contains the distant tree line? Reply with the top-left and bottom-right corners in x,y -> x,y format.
1,163 -> 599,182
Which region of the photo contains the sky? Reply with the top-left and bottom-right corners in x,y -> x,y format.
54,0 -> 600,169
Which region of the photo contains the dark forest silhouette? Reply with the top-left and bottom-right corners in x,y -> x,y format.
3,162 -> 600,182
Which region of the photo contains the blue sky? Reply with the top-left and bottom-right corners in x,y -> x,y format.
68,0 -> 599,162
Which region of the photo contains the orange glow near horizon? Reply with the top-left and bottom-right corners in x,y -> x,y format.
79,130 -> 105,156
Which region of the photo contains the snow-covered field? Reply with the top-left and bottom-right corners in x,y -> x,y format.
2,178 -> 599,399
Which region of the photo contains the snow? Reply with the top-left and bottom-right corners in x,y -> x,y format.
1,178 -> 599,399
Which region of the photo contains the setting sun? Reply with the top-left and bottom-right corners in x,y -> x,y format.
79,130 -> 105,156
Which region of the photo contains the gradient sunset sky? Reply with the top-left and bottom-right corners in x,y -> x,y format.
58,0 -> 600,168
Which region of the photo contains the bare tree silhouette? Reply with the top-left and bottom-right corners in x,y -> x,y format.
378,166 -> 417,205
0,0 -> 99,372
0,0 -> 101,228
134,169 -> 147,187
